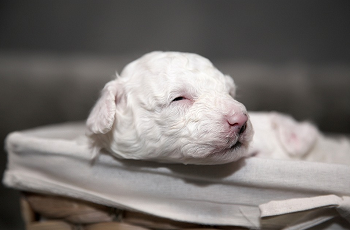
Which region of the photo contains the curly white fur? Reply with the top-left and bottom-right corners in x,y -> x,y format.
86,51 -> 253,164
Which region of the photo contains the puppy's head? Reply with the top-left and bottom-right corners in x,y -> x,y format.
86,51 -> 253,164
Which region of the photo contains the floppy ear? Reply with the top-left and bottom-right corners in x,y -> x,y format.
225,75 -> 237,97
86,79 -> 121,135
271,113 -> 318,157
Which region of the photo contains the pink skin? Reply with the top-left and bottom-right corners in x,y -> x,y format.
227,112 -> 248,135
222,103 -> 249,148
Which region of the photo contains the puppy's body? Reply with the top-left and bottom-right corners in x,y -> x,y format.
249,112 -> 350,165
87,51 -> 350,165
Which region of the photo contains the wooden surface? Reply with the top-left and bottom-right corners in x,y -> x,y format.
21,192 -> 247,230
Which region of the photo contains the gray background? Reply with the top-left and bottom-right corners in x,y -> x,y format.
1,1 -> 349,229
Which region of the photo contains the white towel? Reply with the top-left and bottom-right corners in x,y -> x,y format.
3,122 -> 350,229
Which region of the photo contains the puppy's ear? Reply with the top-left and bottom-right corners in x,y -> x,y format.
86,79 -> 122,135
271,113 -> 318,157
225,75 -> 237,97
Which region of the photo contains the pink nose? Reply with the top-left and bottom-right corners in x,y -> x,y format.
227,112 -> 248,135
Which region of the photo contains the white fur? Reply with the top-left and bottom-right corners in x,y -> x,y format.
87,51 -> 349,165
248,112 -> 318,159
87,51 -> 253,164
249,112 -> 350,165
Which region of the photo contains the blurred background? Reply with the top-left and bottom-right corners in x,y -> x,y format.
1,0 -> 349,229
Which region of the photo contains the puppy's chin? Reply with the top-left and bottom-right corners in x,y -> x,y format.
181,145 -> 250,165
185,125 -> 254,165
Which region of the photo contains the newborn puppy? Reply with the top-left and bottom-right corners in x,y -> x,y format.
86,51 -> 253,164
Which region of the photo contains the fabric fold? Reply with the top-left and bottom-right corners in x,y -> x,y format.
259,195 -> 350,229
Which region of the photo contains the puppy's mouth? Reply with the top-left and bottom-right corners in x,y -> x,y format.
230,141 -> 242,150
227,126 -> 251,151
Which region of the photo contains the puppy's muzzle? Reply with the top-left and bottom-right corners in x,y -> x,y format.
227,112 -> 248,136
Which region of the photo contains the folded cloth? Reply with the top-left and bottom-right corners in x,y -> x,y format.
260,195 -> 350,229
3,122 -> 350,229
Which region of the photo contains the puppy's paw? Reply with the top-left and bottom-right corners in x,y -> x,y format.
271,112 -> 318,157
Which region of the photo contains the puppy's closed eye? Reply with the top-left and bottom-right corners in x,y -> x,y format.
170,96 -> 193,109
172,96 -> 186,102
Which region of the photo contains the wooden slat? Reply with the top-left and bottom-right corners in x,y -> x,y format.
26,221 -> 72,230
20,196 -> 36,224
85,222 -> 149,230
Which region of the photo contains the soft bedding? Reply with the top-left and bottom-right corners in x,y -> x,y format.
3,122 -> 350,229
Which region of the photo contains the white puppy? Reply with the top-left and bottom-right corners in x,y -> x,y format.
86,51 -> 253,164
87,51 -> 350,165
